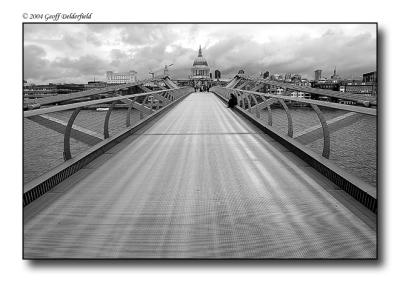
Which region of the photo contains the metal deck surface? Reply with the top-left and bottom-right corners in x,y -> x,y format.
24,92 -> 376,258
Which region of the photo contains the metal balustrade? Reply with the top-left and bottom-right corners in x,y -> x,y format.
24,87 -> 193,185
211,86 -> 376,159
229,74 -> 377,107
211,86 -> 377,212
23,75 -> 179,109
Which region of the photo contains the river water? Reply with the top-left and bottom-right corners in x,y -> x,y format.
23,105 -> 377,187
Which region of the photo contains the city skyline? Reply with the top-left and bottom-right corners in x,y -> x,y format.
24,23 -> 376,84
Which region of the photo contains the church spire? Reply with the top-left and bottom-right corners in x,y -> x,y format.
198,45 -> 202,57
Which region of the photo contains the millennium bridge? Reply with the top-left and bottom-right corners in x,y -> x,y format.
23,74 -> 377,258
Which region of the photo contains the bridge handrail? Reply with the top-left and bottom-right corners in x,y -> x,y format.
24,76 -> 175,107
23,86 -> 194,206
230,88 -> 376,116
23,88 -> 185,118
234,74 -> 377,106
211,86 -> 376,160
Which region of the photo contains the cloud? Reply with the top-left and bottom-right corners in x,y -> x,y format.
24,44 -> 110,83
23,24 -> 376,84
24,45 -> 52,81
203,28 -> 375,79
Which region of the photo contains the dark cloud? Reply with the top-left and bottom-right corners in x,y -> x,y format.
24,44 -> 110,83
52,55 -> 109,76
24,45 -> 52,81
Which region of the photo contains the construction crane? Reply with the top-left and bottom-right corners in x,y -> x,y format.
149,64 -> 174,78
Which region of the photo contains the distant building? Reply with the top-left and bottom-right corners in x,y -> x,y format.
190,45 -> 211,88
363,71 -> 377,83
340,81 -> 377,96
270,73 -> 284,81
300,79 -> 311,87
312,81 -> 340,91
23,84 -> 58,96
106,70 -> 137,84
23,80 -> 33,87
314,69 -> 322,82
330,67 -> 340,82
214,70 -> 221,80
85,81 -> 107,89
163,65 -> 170,77
23,83 -> 85,96
54,83 -> 86,94
291,74 -> 302,82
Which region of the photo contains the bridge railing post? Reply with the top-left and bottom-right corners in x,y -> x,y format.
265,98 -> 273,126
236,90 -> 243,108
126,97 -> 136,128
246,94 -> 252,113
212,84 -> 374,161
310,104 -> 331,159
150,95 -> 154,110
240,91 -> 245,109
64,107 -> 82,161
104,101 -> 118,139
250,93 -> 260,118
277,98 -> 293,138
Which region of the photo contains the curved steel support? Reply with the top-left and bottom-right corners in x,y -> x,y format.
64,107 -> 82,161
126,97 -> 136,127
246,94 -> 253,110
310,104 -> 331,159
249,93 -> 260,117
239,92 -> 247,109
104,101 -> 117,139
150,96 -> 154,110
266,102 -> 273,126
156,93 -> 161,110
241,92 -> 246,109
237,91 -> 243,108
278,98 -> 293,137
140,95 -> 148,119
245,95 -> 252,113
162,91 -> 169,102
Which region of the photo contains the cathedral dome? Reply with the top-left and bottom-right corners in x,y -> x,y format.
190,45 -> 211,83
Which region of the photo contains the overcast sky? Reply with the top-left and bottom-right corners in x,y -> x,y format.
24,23 -> 376,84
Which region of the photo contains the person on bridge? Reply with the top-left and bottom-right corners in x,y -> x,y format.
228,93 -> 238,108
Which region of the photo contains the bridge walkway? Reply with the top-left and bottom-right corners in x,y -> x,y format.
24,92 -> 376,258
